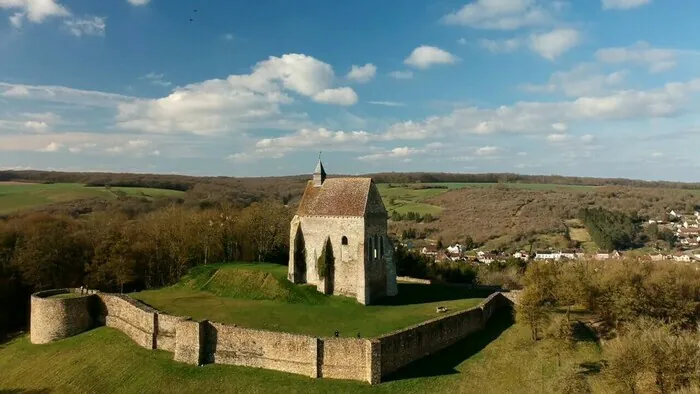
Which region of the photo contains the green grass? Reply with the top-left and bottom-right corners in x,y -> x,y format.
131,263 -> 488,338
48,293 -> 86,299
0,182 -> 184,214
0,311 -> 605,393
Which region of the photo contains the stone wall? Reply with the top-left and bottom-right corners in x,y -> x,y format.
30,289 -> 98,344
30,289 -> 512,385
208,322 -> 319,377
377,292 -> 511,376
99,293 -> 157,349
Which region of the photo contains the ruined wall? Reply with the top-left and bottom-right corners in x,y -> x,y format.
289,216 -> 365,300
320,338 -> 372,381
98,293 -> 157,349
157,313 -> 188,351
30,289 -> 97,344
377,293 -> 511,376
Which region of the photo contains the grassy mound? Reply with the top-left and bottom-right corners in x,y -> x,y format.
177,263 -> 327,304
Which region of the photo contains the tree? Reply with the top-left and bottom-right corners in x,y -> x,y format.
436,238 -> 444,250
555,367 -> 592,394
515,283 -> 550,341
463,235 -> 476,251
605,331 -> 647,394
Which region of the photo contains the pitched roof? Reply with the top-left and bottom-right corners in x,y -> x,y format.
296,178 -> 373,217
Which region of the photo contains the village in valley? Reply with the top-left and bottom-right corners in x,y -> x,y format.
410,209 -> 700,265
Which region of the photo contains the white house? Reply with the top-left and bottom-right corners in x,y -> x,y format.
673,254 -> 692,262
535,251 -> 560,261
670,210 -> 679,217
446,244 -> 462,254
513,251 -> 529,260
560,250 -> 579,260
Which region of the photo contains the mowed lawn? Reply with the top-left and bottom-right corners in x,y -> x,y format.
0,182 -> 184,214
0,311 -> 605,393
131,263 -> 489,338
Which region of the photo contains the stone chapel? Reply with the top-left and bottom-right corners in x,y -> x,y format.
288,159 -> 398,305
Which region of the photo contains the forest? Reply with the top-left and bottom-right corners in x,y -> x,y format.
578,207 -> 643,251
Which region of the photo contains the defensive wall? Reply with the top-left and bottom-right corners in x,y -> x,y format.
30,288 -> 514,384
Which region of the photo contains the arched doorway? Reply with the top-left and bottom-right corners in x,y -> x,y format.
293,225 -> 306,283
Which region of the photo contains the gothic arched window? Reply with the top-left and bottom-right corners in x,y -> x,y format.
341,236 -> 348,245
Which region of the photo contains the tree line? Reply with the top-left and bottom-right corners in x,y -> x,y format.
0,201 -> 290,337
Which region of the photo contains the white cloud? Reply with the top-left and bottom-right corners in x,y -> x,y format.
529,28 -> 580,60
475,146 -> 500,156
389,70 -> 413,79
143,72 -> 172,87
346,63 -> 377,84
479,38 -> 523,53
127,0 -> 150,5
116,53 -> 354,134
367,101 -> 405,107
457,38 -> 467,45
69,143 -> 97,153
9,11 -> 23,27
223,33 -> 234,41
0,0 -> 69,23
551,122 -> 568,131
257,127 -> 370,152
546,133 -> 569,142
24,120 -> 48,132
381,78 -> 700,140
0,82 -> 134,107
64,16 -> 106,37
517,151 -> 528,156
442,0 -> 553,30
358,146 -> 421,162
312,87 -> 358,106
404,46 -> 459,69
651,151 -> 664,158
580,134 -> 595,143
105,139 -> 156,156
521,64 -> 627,97
596,41 -> 678,73
602,0 -> 652,10
38,142 -> 63,152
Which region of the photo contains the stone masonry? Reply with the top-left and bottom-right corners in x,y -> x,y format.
288,159 -> 398,305
30,288 -> 512,384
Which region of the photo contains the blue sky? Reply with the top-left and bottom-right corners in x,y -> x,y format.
1,0 -> 700,181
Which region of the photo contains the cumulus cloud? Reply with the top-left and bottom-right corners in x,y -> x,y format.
257,127 -> 370,152
580,134 -> 595,143
105,139 -> 159,156
23,120 -> 48,133
381,78 -> 700,140
602,0 -> 652,10
312,87 -> 358,106
546,133 -> 569,142
116,53 -> 357,134
127,0 -> 150,5
389,70 -> 413,79
596,41 -> 679,73
346,63 -> 377,83
404,46 -> 459,69
358,146 -> 422,162
9,12 -> 23,27
529,28 -> 580,60
38,142 -> 63,152
441,0 -> 553,30
0,0 -> 69,23
521,64 -> 627,97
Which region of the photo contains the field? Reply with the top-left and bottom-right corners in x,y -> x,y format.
131,263 -> 488,337
0,182 -> 184,214
0,309 -> 604,393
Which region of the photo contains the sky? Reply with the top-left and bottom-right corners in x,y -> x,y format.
1,0 -> 700,181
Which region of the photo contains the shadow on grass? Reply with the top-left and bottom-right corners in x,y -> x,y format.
375,283 -> 495,306
0,331 -> 25,349
572,321 -> 598,344
579,361 -> 605,376
382,308 -> 515,382
0,390 -> 52,394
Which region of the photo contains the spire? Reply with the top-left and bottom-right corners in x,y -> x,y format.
313,152 -> 326,187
